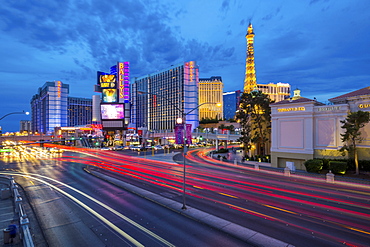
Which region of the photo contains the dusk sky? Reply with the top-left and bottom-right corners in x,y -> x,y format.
1,0 -> 369,132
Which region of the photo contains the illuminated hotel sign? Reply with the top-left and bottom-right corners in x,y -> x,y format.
185,61 -> 197,83
277,107 -> 305,112
117,62 -> 130,103
317,106 -> 341,111
56,81 -> 62,98
358,104 -> 370,109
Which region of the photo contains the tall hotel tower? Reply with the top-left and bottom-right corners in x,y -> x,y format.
132,61 -> 199,131
199,76 -> 223,120
244,23 -> 257,93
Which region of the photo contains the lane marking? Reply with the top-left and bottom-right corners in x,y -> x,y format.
219,192 -> 238,198
1,171 -> 175,247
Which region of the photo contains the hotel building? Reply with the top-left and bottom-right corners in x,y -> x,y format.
30,81 -> 93,133
270,87 -> 370,170
223,90 -> 241,120
257,82 -> 290,103
132,61 -> 199,131
199,76 -> 223,120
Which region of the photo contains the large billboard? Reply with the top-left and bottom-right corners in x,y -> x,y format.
100,104 -> 124,120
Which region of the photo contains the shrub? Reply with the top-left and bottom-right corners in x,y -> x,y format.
304,159 -> 323,173
359,160 -> 370,171
329,161 -> 347,175
214,148 -> 229,153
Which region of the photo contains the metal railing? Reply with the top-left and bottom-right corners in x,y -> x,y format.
9,176 -> 35,247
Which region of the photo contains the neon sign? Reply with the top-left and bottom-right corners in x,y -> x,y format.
57,81 -> 62,98
117,62 -> 130,103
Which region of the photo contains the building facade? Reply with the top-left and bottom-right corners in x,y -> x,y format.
270,88 -> 370,170
223,90 -> 241,120
257,82 -> 290,103
132,61 -> 199,131
199,76 -> 223,120
67,97 -> 92,127
20,120 -> 31,133
30,81 -> 69,133
92,95 -> 101,123
30,81 -> 93,133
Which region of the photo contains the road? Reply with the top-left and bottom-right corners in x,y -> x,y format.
77,147 -> 370,247
1,145 -> 370,246
0,148 -> 250,247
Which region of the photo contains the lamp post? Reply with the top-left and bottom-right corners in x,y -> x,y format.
0,111 -> 29,121
138,90 -> 220,210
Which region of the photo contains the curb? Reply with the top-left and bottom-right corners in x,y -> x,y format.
84,167 -> 294,247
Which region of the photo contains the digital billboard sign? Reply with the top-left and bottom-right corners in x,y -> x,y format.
97,72 -> 116,89
100,104 -> 124,120
102,89 -> 117,103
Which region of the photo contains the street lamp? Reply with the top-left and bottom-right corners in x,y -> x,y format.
138,90 -> 220,210
0,111 -> 29,121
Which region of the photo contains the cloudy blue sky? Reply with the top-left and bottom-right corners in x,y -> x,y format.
0,0 -> 369,132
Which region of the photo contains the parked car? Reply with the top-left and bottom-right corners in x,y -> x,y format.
130,145 -> 141,151
114,146 -> 124,150
153,145 -> 164,150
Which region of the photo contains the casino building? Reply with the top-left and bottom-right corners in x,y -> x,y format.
131,61 -> 199,132
199,76 -> 223,121
30,81 -> 93,133
270,87 -> 370,170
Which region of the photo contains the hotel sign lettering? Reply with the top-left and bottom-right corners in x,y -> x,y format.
277,107 -> 305,112
358,104 -> 370,109
317,106 -> 341,111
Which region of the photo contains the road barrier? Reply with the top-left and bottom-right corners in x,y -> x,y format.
9,176 -> 35,247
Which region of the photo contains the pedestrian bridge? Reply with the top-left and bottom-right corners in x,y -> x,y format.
150,131 -> 241,141
0,131 -> 241,144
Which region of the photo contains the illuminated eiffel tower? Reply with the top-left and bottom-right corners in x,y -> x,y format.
243,23 -> 257,93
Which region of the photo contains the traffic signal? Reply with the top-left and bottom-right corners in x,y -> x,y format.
71,136 -> 75,140
199,136 -> 203,141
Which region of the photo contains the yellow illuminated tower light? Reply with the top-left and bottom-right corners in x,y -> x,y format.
243,23 -> 257,93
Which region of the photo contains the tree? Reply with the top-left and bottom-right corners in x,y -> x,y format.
339,110 -> 370,175
235,90 -> 273,156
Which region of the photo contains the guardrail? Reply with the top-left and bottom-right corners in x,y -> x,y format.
9,176 -> 35,247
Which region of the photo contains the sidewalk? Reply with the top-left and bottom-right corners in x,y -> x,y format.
0,178 -> 22,247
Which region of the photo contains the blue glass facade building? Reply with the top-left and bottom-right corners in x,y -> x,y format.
31,81 -> 92,133
132,61 -> 199,131
223,90 -> 241,120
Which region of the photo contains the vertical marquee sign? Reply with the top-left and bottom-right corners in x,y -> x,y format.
117,62 -> 130,103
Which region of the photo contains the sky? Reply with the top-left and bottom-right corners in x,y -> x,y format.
0,0 -> 369,132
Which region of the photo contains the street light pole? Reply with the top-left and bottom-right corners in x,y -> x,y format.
138,90 -> 220,210
0,111 -> 29,121
177,115 -> 187,209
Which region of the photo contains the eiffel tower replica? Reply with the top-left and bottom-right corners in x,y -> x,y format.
243,23 -> 257,93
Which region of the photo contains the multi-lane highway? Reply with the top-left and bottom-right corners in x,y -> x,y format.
0,147 -> 250,247
1,144 -> 370,246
